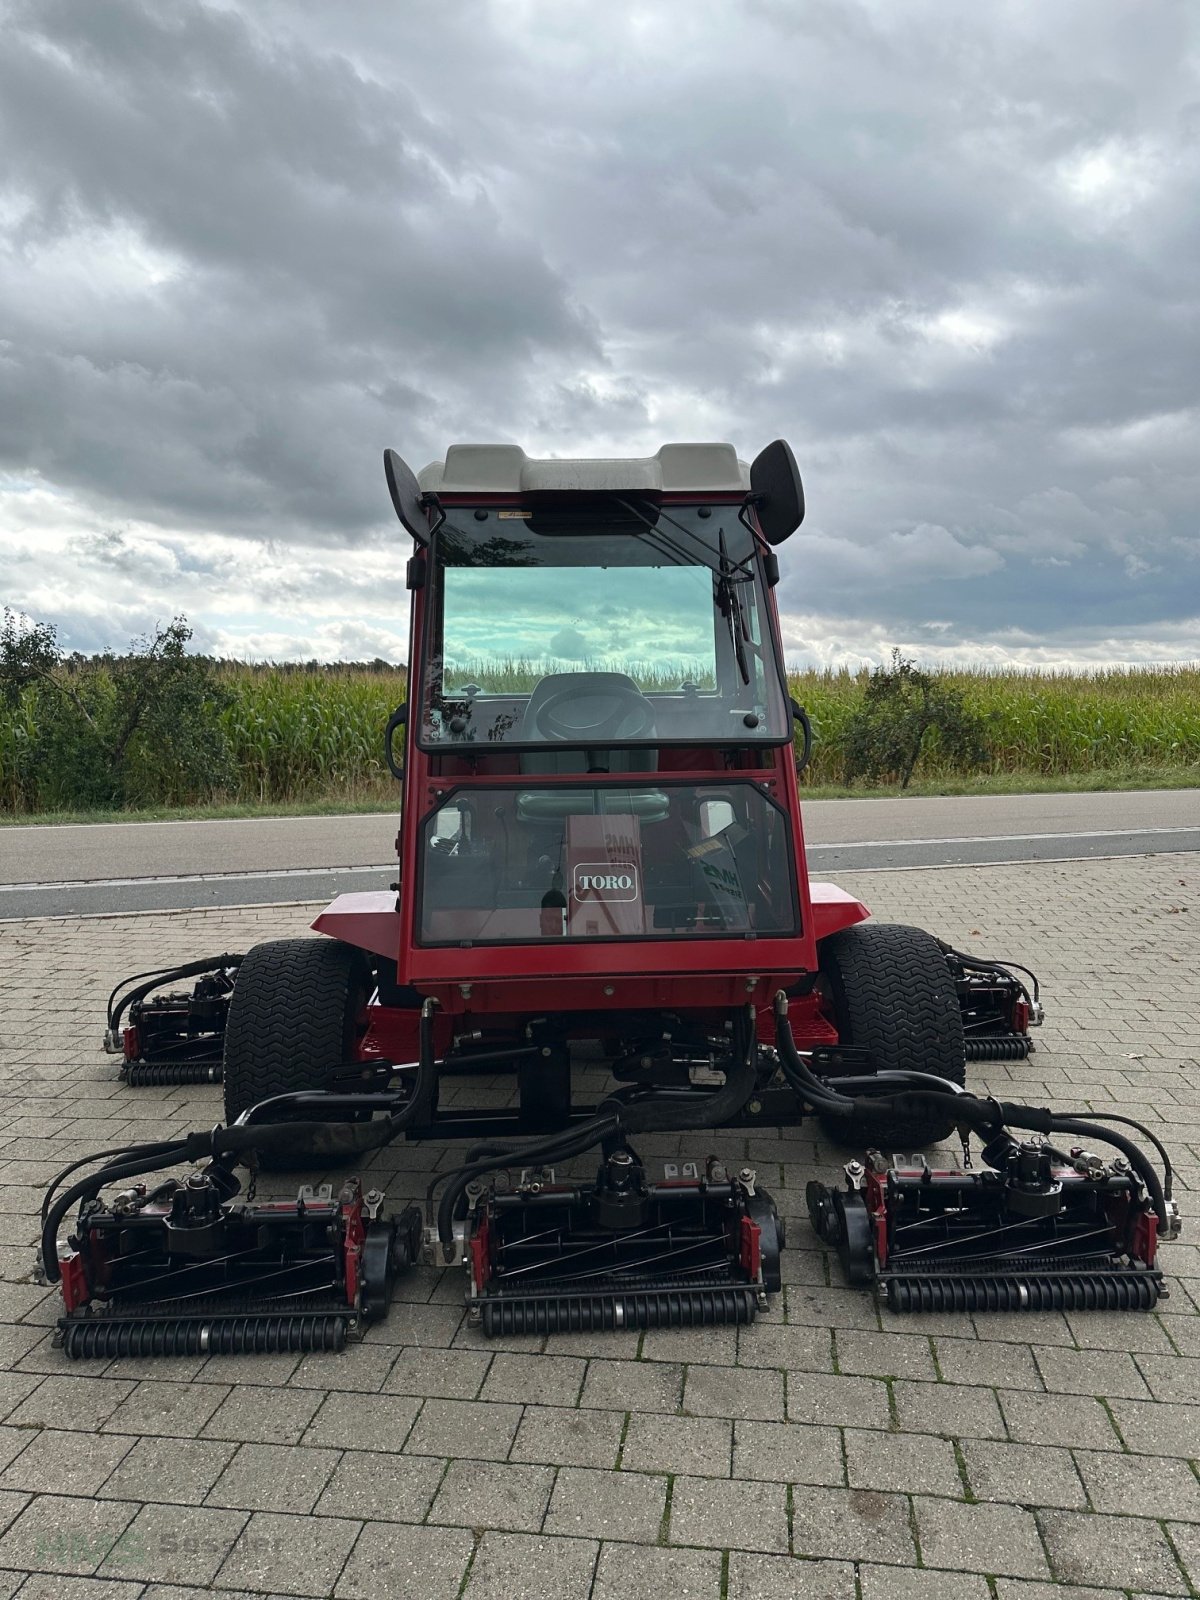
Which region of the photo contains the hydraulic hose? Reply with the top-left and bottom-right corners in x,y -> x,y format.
998,1109 -> 1168,1232
434,1009 -> 762,1257
108,954 -> 243,1034
774,993 -> 1169,1232
45,999 -> 446,1282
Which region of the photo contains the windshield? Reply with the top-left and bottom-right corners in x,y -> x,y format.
419,781 -> 800,945
419,503 -> 790,749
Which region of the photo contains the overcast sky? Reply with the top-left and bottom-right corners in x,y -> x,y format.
1,0 -> 1197,669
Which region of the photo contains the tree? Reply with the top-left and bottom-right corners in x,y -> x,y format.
0,611 -> 234,810
842,649 -> 988,788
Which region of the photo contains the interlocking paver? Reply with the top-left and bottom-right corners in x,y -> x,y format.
580,1358 -> 683,1413
1074,1448 -> 1200,1520
959,1438 -> 1086,1508
1000,1388 -> 1123,1450
592,1540 -> 722,1600
96,1501 -> 248,1586
201,1385 -> 321,1445
837,1330 -> 937,1381
621,1413 -> 732,1476
786,1371 -> 891,1428
3,857 -> 1199,1595
936,1334 -> 1043,1390
544,1465 -> 667,1541
1106,1396 -> 1200,1456
860,1569 -> 991,1600
510,1404 -> 625,1468
684,1363 -> 784,1421
205,1441 -> 340,1514
216,1508 -> 360,1595
0,1428 -> 133,1497
460,1530 -> 598,1600
791,1485 -> 916,1564
404,1397 -> 522,1460
733,1419 -> 844,1486
893,1377 -> 1007,1439
727,1552 -> 855,1598
0,1493 -> 135,1576
97,1436 -> 240,1505
479,1351 -> 584,1406
1034,1345 -> 1151,1399
736,1323 -> 832,1371
431,1458 -> 555,1533
916,1496 -> 1050,1578
1038,1508 -> 1189,1592
845,1427 -> 963,1497
669,1475 -> 789,1552
315,1447 -> 444,1522
7,1375 -> 133,1432
302,1390 -> 420,1452
103,1380 -> 231,1440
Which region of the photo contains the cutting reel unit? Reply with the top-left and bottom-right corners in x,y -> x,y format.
808,1135 -> 1176,1313
462,1150 -> 782,1336
53,1165 -> 422,1360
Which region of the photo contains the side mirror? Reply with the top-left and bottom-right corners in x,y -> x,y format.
384,449 -> 433,544
750,440 -> 805,545
384,702 -> 407,780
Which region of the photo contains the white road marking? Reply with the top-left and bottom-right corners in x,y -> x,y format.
4,824 -> 1200,893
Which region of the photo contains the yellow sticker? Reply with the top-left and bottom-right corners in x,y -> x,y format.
497,509 -> 532,519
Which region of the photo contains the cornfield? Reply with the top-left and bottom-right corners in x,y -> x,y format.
3,660 -> 1199,813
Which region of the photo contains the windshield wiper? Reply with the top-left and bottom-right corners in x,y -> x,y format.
717,526 -> 752,685
612,496 -> 755,582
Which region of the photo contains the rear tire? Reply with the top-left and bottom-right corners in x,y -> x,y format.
816,922 -> 965,1150
223,938 -> 368,1169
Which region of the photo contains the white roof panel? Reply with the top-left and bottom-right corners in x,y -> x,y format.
417,443 -> 749,495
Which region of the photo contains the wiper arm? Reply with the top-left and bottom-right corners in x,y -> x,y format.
613,496 -> 755,582
612,494 -> 753,685
718,526 -> 752,686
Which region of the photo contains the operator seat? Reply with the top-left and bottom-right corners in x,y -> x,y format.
516,672 -> 665,821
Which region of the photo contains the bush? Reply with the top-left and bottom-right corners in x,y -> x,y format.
841,650 -> 989,788
0,611 -> 235,810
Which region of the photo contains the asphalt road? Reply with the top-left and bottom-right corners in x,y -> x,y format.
2,788 -> 1199,917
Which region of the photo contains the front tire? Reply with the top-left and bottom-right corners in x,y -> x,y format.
223,938 -> 368,1167
816,922 -> 965,1150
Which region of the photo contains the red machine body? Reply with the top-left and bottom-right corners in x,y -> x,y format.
311,482 -> 864,1062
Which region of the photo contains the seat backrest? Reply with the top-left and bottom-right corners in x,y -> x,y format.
517,672 -> 657,775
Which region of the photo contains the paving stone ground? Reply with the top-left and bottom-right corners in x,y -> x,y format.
0,851 -> 1196,1597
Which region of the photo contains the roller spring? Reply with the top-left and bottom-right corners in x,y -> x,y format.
480,1287 -> 759,1337
884,1273 -> 1160,1314
60,1313 -> 348,1360
963,1035 -> 1031,1062
123,1061 -> 223,1087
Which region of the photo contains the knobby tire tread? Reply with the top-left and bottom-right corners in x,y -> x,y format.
818,922 -> 966,1149
222,939 -> 366,1154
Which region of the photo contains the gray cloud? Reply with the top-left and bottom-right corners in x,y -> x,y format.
0,0 -> 1197,663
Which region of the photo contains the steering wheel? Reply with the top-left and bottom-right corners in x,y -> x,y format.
535,684 -> 655,743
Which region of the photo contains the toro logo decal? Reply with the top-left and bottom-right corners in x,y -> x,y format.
573,863 -> 639,902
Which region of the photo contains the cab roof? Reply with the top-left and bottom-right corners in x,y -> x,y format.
417,443 -> 750,496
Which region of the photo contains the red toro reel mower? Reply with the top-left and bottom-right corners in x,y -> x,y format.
45,441 -> 1178,1357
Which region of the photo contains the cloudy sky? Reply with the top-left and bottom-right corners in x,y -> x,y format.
1,0 -> 1197,669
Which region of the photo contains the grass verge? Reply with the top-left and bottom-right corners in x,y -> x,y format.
2,765 -> 1196,827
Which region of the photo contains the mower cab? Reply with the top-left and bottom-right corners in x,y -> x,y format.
49,441 -> 1177,1355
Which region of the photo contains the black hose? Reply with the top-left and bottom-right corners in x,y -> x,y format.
41,1140 -> 186,1222
435,1009 -> 761,1256
46,998 -> 445,1284
108,953 -> 243,1033
1055,1111 -> 1173,1200
41,1144 -> 196,1284
938,942 -> 1040,1003
1015,1112 -> 1168,1231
